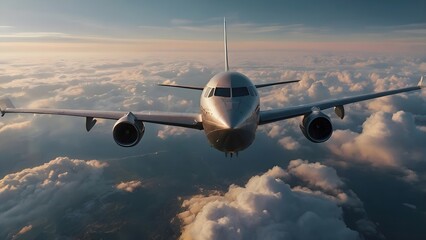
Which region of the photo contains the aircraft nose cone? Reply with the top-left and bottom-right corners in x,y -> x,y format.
222,113 -> 245,129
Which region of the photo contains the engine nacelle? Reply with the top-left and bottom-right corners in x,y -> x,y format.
113,113 -> 145,147
300,110 -> 333,143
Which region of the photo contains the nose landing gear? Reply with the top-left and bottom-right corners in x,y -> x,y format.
225,151 -> 239,158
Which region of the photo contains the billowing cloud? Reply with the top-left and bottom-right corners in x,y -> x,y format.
116,180 -> 142,192
285,159 -> 344,192
0,157 -> 108,237
178,161 -> 376,240
328,111 -> 425,180
0,52 -> 425,239
278,136 -> 300,150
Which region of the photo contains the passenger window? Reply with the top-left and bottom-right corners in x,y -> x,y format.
214,88 -> 231,97
232,87 -> 249,97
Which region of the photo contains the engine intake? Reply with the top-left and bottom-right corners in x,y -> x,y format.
113,113 -> 145,147
300,110 -> 333,143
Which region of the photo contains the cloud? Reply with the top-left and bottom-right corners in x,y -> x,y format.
12,225 -> 32,239
116,180 -> 142,192
178,162 -> 376,240
0,157 -> 108,237
328,111 -> 425,181
285,159 -> 344,193
0,52 -> 424,239
0,120 -> 31,133
402,203 -> 417,210
278,136 -> 300,150
157,126 -> 190,140
419,63 -> 426,72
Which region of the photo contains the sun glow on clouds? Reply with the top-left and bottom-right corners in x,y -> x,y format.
0,157 -> 108,236
116,180 -> 142,192
1,40 -> 425,54
0,51 -> 425,238
178,162 -> 373,240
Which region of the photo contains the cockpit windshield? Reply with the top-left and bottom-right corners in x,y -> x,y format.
232,87 -> 250,97
210,87 -> 251,98
214,88 -> 231,97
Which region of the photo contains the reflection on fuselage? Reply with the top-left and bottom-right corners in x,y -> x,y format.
200,72 -> 260,153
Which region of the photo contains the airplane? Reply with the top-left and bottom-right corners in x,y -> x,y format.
0,19 -> 424,157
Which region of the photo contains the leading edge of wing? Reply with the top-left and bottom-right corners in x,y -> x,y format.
255,80 -> 300,89
158,83 -> 204,90
1,105 -> 203,130
259,84 -> 422,125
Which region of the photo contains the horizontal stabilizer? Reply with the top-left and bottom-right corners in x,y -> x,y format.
158,83 -> 204,90
255,80 -> 300,89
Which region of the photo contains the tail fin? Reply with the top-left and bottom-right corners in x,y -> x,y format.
224,17 -> 229,72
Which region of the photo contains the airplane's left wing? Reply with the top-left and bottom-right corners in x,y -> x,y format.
0,100 -> 203,130
259,77 -> 424,125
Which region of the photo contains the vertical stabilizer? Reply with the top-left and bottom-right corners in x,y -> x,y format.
224,18 -> 229,72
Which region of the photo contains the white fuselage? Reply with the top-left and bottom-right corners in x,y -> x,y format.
200,72 -> 260,153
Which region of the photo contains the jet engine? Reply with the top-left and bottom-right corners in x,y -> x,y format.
300,110 -> 333,143
113,113 -> 145,147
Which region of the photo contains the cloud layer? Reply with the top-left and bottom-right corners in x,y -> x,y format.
0,157 -> 108,238
178,160 -> 377,240
0,53 -> 425,239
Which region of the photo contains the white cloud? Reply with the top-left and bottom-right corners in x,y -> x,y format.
116,180 -> 142,192
0,157 -> 108,235
278,136 -> 300,150
158,126 -> 190,140
178,162 -> 373,240
328,111 -> 425,181
286,159 -> 344,192
0,121 -> 31,133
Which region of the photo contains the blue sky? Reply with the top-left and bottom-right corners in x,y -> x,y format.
1,0 -> 425,53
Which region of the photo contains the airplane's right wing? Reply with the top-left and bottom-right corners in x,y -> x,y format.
158,83 -> 204,90
0,101 -> 203,130
259,76 -> 424,125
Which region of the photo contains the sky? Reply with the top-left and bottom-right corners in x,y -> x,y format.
0,1 -> 426,240
0,0 -> 426,53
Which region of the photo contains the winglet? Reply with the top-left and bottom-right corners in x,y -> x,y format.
224,17 -> 229,72
418,76 -> 425,88
0,98 -> 15,116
